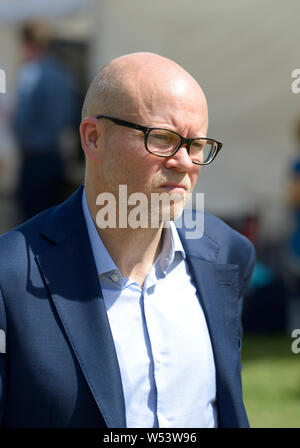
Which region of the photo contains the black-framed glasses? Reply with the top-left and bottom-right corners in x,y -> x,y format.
96,115 -> 223,165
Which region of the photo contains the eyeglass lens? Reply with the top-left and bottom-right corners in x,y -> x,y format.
147,129 -> 217,164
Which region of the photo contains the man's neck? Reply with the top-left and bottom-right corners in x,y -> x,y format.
98,226 -> 163,287
85,186 -> 163,287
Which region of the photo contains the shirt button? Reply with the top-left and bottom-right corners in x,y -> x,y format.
110,273 -> 119,283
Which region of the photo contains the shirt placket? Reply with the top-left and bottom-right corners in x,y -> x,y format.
142,264 -> 172,428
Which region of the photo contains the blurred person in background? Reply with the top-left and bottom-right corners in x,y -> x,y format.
285,116 -> 300,329
0,90 -> 19,234
13,21 -> 77,221
287,117 -> 300,265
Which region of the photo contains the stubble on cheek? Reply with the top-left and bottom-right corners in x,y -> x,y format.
100,139 -> 195,224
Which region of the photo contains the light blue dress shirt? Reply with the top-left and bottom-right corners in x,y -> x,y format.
82,190 -> 218,428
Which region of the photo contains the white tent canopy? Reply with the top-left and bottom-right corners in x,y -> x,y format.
1,0 -> 299,240
90,0 -> 300,240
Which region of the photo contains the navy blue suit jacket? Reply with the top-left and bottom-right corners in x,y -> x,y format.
0,186 -> 255,428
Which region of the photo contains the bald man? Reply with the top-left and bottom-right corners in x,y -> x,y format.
0,53 -> 255,428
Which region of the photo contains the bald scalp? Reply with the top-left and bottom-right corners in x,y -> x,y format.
81,52 -> 206,121
81,62 -> 122,119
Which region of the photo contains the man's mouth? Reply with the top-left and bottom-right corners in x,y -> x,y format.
158,183 -> 188,193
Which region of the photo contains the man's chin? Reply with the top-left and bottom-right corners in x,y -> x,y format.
167,204 -> 185,221
152,202 -> 185,224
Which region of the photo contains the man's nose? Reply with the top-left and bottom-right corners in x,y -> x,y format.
164,145 -> 194,172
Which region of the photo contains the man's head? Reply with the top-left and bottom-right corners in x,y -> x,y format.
19,21 -> 52,62
80,52 -> 209,222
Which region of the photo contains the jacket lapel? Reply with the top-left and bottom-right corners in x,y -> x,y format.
177,226 -> 240,356
178,226 -> 243,426
35,187 -> 126,428
184,255 -> 240,368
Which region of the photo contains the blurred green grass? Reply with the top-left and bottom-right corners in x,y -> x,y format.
241,333 -> 300,428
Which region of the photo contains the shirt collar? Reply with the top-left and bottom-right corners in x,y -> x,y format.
82,188 -> 117,276
81,188 -> 186,277
159,221 -> 186,274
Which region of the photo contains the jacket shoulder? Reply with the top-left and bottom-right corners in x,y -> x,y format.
0,186 -> 83,259
178,209 -> 256,294
204,212 -> 255,261
179,209 -> 255,259
0,207 -> 55,280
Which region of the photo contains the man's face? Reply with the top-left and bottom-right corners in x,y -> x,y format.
95,71 -> 208,222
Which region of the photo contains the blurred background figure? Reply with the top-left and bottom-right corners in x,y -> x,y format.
0,91 -> 19,234
13,20 -> 78,221
286,117 -> 300,267
284,116 -> 300,330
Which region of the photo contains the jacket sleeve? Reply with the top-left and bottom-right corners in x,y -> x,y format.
0,286 -> 7,425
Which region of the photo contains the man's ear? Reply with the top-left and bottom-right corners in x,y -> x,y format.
79,117 -> 102,161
